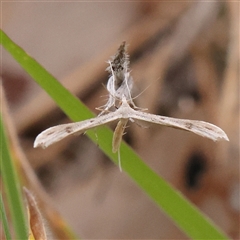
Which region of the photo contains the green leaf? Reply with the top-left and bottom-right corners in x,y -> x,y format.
0,116 -> 28,239
1,29 -> 229,240
0,194 -> 12,240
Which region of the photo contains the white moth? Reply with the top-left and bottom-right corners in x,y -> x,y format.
34,95 -> 229,170
34,42 -> 229,171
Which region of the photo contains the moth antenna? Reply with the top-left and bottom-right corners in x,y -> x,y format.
99,94 -> 110,99
97,108 -> 112,116
134,119 -> 150,129
131,84 -> 151,100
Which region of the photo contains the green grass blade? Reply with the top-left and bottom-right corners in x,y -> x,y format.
1,30 -> 229,239
0,116 -> 28,240
0,194 -> 12,240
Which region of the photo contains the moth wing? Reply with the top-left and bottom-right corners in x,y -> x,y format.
130,111 -> 229,142
34,112 -> 120,149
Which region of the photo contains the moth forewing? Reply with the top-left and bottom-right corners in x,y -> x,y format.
129,110 -> 229,142
34,111 -> 120,149
33,123 -> 83,149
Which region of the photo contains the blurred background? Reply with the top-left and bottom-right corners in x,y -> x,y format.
1,1 -> 239,239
